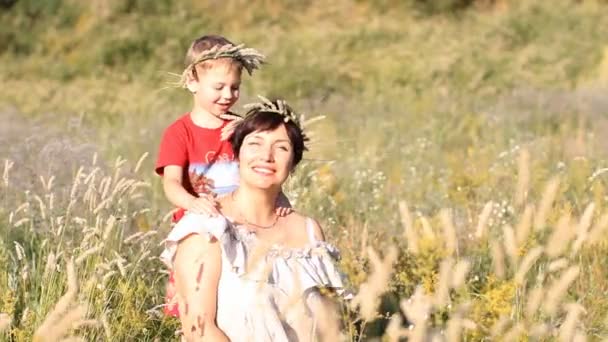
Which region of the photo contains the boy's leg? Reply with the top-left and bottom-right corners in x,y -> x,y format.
164,272 -> 180,317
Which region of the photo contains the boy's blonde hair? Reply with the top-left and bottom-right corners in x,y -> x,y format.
185,35 -> 242,79
180,35 -> 265,87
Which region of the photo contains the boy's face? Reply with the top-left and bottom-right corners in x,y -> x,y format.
187,61 -> 242,117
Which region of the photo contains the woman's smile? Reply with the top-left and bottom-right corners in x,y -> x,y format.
251,165 -> 276,175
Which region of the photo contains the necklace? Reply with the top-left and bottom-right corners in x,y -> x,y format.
231,191 -> 279,230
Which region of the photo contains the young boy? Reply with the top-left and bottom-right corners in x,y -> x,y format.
156,35 -> 264,222
155,35 -> 265,316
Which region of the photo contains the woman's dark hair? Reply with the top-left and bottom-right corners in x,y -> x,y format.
230,102 -> 308,168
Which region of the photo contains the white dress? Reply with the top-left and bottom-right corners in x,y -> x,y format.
160,214 -> 350,341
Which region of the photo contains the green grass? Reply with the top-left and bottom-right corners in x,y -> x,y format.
2,0 -> 608,340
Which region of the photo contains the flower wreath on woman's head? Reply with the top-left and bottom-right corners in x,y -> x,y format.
241,96 -> 327,153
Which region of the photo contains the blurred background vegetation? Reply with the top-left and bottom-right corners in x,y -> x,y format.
2,0 -> 607,212
2,0 -> 608,340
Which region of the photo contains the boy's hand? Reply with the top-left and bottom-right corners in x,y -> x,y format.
219,114 -> 243,141
275,192 -> 293,217
186,193 -> 220,216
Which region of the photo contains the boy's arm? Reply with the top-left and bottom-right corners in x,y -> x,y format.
163,165 -> 219,216
174,233 -> 228,341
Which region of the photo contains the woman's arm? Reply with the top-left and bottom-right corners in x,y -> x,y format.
174,233 -> 228,342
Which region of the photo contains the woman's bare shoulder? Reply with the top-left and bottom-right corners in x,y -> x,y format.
283,211 -> 307,226
284,212 -> 325,242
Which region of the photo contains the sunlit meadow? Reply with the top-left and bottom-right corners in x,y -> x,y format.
2,0 -> 608,340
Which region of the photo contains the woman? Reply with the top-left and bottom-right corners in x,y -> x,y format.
161,99 -> 348,341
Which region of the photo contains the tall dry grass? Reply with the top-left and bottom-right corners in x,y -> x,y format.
3,110 -> 608,342
3,143 -> 608,340
0,153 -> 177,341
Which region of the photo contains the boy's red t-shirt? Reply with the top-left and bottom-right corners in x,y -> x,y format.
155,113 -> 239,222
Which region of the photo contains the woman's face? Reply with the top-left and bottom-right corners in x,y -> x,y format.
238,124 -> 294,190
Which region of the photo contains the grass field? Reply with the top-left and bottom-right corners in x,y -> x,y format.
2,0 -> 608,340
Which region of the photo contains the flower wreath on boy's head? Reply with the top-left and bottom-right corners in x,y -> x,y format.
178,43 -> 266,88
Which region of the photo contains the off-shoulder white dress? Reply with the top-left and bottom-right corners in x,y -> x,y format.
160,214 -> 349,341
